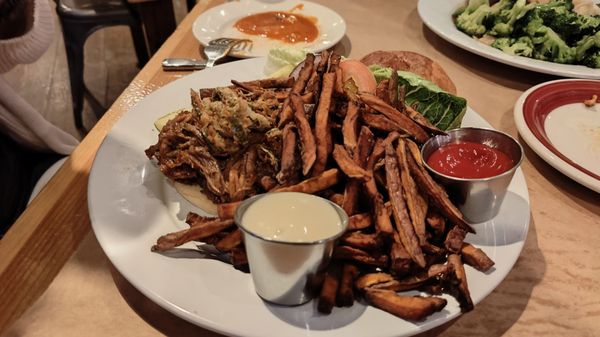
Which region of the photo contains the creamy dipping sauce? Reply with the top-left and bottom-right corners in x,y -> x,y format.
241,192 -> 342,242
233,11 -> 319,44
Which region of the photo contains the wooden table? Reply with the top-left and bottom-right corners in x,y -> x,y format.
1,0 -> 599,336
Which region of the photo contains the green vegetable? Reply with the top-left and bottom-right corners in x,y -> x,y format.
369,65 -> 467,131
264,47 -> 307,77
531,3 -> 600,44
489,0 -> 535,37
576,31 -> 600,67
492,36 -> 534,56
525,15 -> 576,63
455,0 -> 600,68
455,0 -> 492,37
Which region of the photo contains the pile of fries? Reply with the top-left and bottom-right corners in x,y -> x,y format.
149,51 -> 495,321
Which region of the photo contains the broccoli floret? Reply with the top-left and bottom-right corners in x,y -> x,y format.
492,36 -> 534,56
534,1 -> 600,44
527,20 -> 576,63
455,0 -> 493,37
581,50 -> 600,68
489,0 -> 535,37
575,31 -> 600,61
455,0 -> 489,15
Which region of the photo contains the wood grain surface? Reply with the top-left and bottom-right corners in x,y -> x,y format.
1,0 -> 599,336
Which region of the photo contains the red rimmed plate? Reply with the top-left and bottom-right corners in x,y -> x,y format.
514,79 -> 600,193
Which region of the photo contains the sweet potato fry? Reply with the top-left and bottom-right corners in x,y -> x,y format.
388,67 -> 400,109
406,139 -> 423,166
406,152 -> 475,234
328,52 -> 341,73
186,212 -> 218,227
318,263 -> 341,314
396,139 -> 428,245
151,219 -> 235,252
231,247 -> 249,272
274,168 -> 340,194
317,49 -> 331,73
328,193 -> 344,207
333,245 -> 389,268
231,79 -> 257,92
337,264 -> 359,307
444,225 -> 466,254
259,176 -> 278,191
341,180 -> 360,216
385,143 -> 426,268
278,54 -> 315,127
342,127 -> 374,215
365,289 -> 447,321
313,72 -> 336,175
447,254 -> 473,312
342,101 -> 360,156
390,263 -> 452,292
290,93 -> 317,175
404,105 -> 445,135
301,91 -> 314,104
426,209 -> 446,238
376,79 -> 390,103
237,77 -> 294,89
461,243 -> 495,272
356,126 -> 375,167
217,201 -> 241,220
341,232 -> 382,251
215,229 -> 242,252
390,240 -> 413,276
276,123 -> 299,184
305,70 -> 320,96
347,213 -> 372,231
360,93 -> 430,143
333,144 -> 371,180
355,272 -> 396,290
334,68 -> 344,96
361,112 -> 407,133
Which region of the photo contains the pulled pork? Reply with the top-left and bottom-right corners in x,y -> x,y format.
146,87 -> 283,203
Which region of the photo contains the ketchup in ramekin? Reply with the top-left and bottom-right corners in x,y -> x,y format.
426,141 -> 515,179
421,128 -> 523,223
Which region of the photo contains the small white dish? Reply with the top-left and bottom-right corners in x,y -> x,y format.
514,79 -> 600,193
192,0 -> 346,58
417,0 -> 600,79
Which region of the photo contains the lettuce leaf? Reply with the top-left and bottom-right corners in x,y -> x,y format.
369,65 -> 467,130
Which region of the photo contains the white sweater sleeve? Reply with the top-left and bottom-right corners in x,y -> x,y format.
0,0 -> 79,154
0,0 -> 55,73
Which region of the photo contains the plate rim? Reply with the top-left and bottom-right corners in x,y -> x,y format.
88,57 -> 531,337
417,0 -> 600,79
514,78 -> 600,193
191,0 -> 347,58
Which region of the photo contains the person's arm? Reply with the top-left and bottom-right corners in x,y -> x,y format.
0,0 -> 34,39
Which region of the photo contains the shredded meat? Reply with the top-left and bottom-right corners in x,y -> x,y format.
146,87 -> 283,203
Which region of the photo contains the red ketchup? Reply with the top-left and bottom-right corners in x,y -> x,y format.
426,141 -> 514,179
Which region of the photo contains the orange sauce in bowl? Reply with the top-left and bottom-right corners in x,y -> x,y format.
234,11 -> 319,44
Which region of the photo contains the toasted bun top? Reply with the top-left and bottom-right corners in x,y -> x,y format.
360,51 -> 457,95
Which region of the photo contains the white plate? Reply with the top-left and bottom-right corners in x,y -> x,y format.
89,58 -> 530,337
192,0 -> 346,58
417,0 -> 600,79
514,79 -> 600,193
